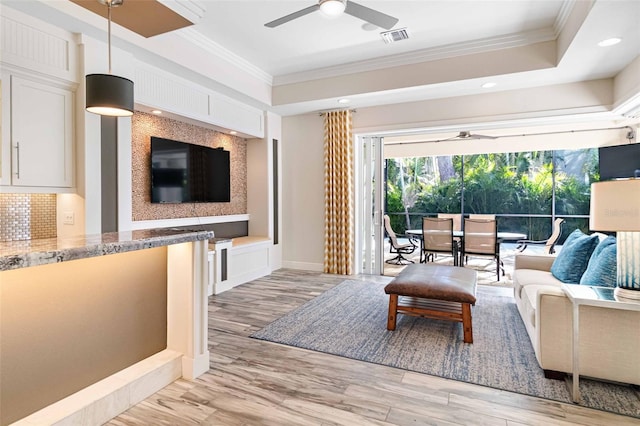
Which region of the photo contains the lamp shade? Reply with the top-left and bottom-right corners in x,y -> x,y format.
590,179 -> 640,231
86,73 -> 134,117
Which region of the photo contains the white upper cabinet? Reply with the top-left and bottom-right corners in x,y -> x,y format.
9,75 -> 74,188
0,8 -> 77,192
135,64 -> 265,138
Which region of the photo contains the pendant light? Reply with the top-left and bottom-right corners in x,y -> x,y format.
86,0 -> 134,117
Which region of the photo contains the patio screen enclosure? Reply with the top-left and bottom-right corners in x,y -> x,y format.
385,148 -> 599,243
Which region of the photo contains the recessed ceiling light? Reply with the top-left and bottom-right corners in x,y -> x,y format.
151,110 -> 162,114
229,130 -> 237,135
598,37 -> 622,47
481,82 -> 497,89
361,22 -> 378,31
338,98 -> 350,104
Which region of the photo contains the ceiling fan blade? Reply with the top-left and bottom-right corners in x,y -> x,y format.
344,1 -> 399,30
456,131 -> 497,140
265,4 -> 319,28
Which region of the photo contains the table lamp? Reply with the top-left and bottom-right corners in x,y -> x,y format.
590,177 -> 640,299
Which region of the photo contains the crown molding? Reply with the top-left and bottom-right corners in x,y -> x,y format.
177,27 -> 273,85
553,0 -> 576,37
158,0 -> 207,24
273,27 -> 557,86
613,90 -> 640,119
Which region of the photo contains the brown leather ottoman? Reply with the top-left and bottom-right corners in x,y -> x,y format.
384,264 -> 478,343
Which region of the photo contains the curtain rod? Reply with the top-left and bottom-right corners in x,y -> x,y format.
388,125 -> 636,146
318,109 -> 357,116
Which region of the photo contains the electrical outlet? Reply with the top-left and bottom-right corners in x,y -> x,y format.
63,211 -> 74,225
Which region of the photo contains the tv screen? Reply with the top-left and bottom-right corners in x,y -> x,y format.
598,143 -> 640,181
150,136 -> 230,203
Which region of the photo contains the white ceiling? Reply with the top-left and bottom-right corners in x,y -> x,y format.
189,0 -> 640,116
200,0 -> 567,78
3,0 -> 640,121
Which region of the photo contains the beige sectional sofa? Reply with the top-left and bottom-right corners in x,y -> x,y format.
513,253 -> 640,385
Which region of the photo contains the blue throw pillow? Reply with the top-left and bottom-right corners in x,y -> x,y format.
580,236 -> 617,287
550,229 -> 599,284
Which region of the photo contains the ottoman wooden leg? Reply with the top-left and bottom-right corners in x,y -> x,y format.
462,303 -> 473,343
387,294 -> 398,330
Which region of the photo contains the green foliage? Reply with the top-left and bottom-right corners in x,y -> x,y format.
385,149 -> 597,239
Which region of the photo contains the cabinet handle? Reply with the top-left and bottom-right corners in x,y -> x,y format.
14,142 -> 20,179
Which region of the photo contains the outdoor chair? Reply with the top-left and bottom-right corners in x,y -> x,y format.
469,214 -> 496,220
383,214 -> 417,265
437,213 -> 462,231
516,218 -> 565,255
461,218 -> 504,281
422,217 -> 458,265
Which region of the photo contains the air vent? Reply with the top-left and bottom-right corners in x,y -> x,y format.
380,28 -> 409,44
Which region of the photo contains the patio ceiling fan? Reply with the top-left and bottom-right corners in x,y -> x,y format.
265,0 -> 399,30
449,131 -> 498,140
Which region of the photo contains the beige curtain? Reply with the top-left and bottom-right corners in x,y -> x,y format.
323,110 -> 353,275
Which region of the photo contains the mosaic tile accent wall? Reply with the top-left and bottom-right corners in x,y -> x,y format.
132,112 -> 247,221
0,194 -> 57,241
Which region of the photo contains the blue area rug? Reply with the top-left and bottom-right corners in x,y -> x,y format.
251,279 -> 640,418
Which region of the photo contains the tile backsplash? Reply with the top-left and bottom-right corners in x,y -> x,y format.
0,194 -> 57,241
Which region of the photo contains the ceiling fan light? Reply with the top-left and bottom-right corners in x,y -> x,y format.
86,73 -> 134,117
319,0 -> 346,17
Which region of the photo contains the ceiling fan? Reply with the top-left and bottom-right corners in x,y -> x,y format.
449,131 -> 498,140
265,0 -> 399,30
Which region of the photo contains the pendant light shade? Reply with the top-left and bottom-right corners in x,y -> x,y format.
85,0 -> 134,117
86,73 -> 134,116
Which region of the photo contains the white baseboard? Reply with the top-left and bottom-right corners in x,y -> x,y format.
282,260 -> 324,271
12,350 -> 182,426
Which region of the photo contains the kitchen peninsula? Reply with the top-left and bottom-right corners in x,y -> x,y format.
0,229 -> 221,425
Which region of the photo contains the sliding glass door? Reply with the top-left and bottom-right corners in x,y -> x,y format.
356,136 -> 384,275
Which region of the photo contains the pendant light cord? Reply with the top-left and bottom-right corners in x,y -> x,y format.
107,0 -> 112,73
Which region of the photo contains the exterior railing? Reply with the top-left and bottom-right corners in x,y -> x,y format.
386,212 -> 590,244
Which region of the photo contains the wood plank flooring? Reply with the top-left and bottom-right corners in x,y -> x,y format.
107,269 -> 640,425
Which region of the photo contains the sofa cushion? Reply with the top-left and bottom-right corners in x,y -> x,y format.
550,229 -> 599,284
580,236 -> 617,287
513,269 -> 563,299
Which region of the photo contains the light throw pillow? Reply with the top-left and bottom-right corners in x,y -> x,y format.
550,229 -> 599,284
580,236 -> 617,287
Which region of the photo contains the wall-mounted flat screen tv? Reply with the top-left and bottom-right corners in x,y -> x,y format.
598,143 -> 640,181
150,136 -> 230,203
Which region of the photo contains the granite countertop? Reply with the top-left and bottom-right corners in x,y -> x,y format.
0,228 -> 228,271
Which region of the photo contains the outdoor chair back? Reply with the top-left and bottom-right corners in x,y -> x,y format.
384,214 -> 417,265
462,218 -> 503,281
422,217 -> 458,265
516,218 -> 565,255
437,213 -> 462,231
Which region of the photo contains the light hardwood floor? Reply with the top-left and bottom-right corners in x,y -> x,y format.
107,269 -> 639,426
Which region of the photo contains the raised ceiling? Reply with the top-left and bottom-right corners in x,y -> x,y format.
4,0 -> 640,120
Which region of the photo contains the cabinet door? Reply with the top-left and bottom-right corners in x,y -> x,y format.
11,76 -> 73,188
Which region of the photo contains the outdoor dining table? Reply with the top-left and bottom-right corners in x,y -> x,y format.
405,229 -> 527,264
406,230 -> 527,241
